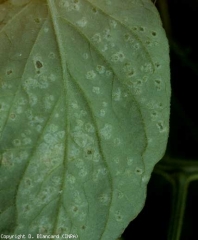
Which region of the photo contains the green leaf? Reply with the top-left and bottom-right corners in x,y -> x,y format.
0,0 -> 170,239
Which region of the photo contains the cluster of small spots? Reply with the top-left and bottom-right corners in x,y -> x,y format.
57,131 -> 65,139
26,111 -> 44,128
74,119 -> 83,130
85,122 -> 95,133
96,65 -> 105,74
103,29 -> 112,41
84,147 -> 93,159
56,226 -> 70,235
22,204 -> 32,215
133,25 -> 158,41
100,124 -> 112,140
101,44 -> 108,52
99,193 -> 110,205
6,69 -> 13,76
18,97 -> 28,106
3,151 -> 25,168
36,143 -> 62,169
133,43 -> 140,50
124,33 -> 135,43
39,225 -> 51,235
21,131 -> 32,145
123,62 -> 135,78
114,210 -> 123,222
132,26 -> 138,31
44,27 -> 49,33
114,157 -> 119,164
36,125 -> 42,132
142,175 -> 150,183
105,70 -> 112,77
123,62 -> 132,73
59,0 -> 80,11
141,63 -> 153,73
0,80 -> 12,90
74,158 -> 84,169
78,168 -> 88,177
49,52 -> 56,59
151,31 -> 157,37
155,62 -> 161,69
9,112 -> 16,121
151,111 -> 158,121
52,176 -> 61,187
69,145 -> 79,161
35,60 -> 43,69
91,33 -> 101,43
67,174 -> 76,184
143,76 -> 148,82
71,205 -> 79,214
146,39 -> 159,47
112,88 -> 121,101
102,102 -> 108,107
139,26 -> 145,32
70,201 -> 88,221
111,51 -> 125,63
154,79 -> 162,91
86,70 -> 96,80
92,167 -> 107,181
132,79 -> 144,95
23,77 -> 37,90
92,86 -> 100,95
72,190 -> 84,204
127,158 -> 134,166
23,76 -> 49,90
39,76 -> 50,89
33,56 -> 44,75
28,93 -> 38,106
146,101 -> 156,110
98,167 -> 108,175
92,151 -> 100,162
76,17 -> 87,28
145,39 -> 151,46
109,19 -> 117,28
81,225 -> 86,231
49,124 -> 58,133
71,101 -> 79,109
1,152 -> 14,168
13,139 -> 21,147
43,94 -> 55,110
43,129 -> 65,146
156,121 -> 167,133
83,53 -> 89,60
34,17 -> 41,24
16,106 -> 23,114
24,177 -> 32,187
115,170 -> 121,176
78,212 -> 87,221
113,137 -> 121,146
91,7 -> 98,14
134,79 -> 143,87
135,167 -> 143,175
99,109 -> 106,117
72,131 -> 94,148
117,191 -> 124,199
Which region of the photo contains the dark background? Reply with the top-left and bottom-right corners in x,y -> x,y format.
122,0 -> 198,239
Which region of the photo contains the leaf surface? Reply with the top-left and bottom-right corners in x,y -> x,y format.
0,0 -> 170,239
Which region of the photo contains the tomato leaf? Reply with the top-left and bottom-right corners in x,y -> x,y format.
0,0 -> 170,239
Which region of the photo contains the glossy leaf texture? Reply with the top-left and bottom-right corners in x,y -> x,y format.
0,0 -> 170,239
